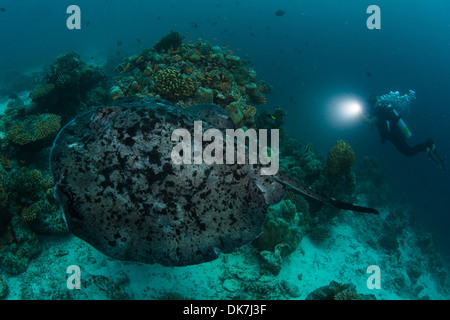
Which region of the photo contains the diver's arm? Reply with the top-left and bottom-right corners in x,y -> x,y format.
361,114 -> 378,132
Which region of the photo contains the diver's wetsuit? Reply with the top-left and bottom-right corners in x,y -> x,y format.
372,104 -> 433,157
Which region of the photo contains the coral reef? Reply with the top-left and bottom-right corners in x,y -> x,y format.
0,160 -> 67,275
110,34 -> 270,127
28,51 -> 107,123
326,139 -> 355,176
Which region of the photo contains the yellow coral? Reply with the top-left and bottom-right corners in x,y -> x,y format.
326,139 -> 355,175
22,202 -> 41,222
155,68 -> 194,102
243,105 -> 257,119
5,114 -> 61,145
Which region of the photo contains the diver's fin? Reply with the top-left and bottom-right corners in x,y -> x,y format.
271,173 -> 379,215
427,144 -> 446,171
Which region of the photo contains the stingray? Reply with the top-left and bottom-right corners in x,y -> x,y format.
50,97 -> 378,267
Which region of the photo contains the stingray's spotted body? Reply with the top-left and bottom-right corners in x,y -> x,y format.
50,98 -> 378,267
50,98 -> 285,266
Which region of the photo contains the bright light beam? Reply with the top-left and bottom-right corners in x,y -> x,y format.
326,94 -> 364,128
341,100 -> 362,118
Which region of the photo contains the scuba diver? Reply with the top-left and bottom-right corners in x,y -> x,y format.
362,90 -> 446,171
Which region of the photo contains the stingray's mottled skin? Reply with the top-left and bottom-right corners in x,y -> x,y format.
50,98 -> 285,266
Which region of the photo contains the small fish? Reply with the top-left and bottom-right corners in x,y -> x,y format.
1,155 -> 8,164
116,40 -> 123,46
136,38 -> 141,43
266,113 -> 276,120
0,8 -> 5,12
161,54 -> 169,59
19,160 -> 26,165
136,55 -> 143,63
275,10 -> 285,16
304,143 -> 314,153
188,39 -> 193,44
184,30 -> 190,35
123,63 -> 130,73
146,61 -> 151,68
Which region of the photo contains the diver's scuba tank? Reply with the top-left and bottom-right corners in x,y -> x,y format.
392,108 -> 412,139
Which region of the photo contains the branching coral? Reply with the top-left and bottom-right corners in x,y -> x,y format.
155,68 -> 194,102
326,139 -> 355,175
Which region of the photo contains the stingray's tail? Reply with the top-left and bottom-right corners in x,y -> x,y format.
272,173 -> 379,215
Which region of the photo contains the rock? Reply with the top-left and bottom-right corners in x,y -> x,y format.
281,280 -> 301,298
223,279 -> 240,293
260,248 -> 282,275
195,87 -> 213,104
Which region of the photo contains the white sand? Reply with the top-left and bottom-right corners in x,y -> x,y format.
1,204 -> 448,300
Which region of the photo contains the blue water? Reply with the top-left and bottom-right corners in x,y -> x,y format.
0,0 -> 449,260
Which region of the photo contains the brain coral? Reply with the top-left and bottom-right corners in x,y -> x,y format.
155,68 -> 194,102
326,139 -> 355,175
